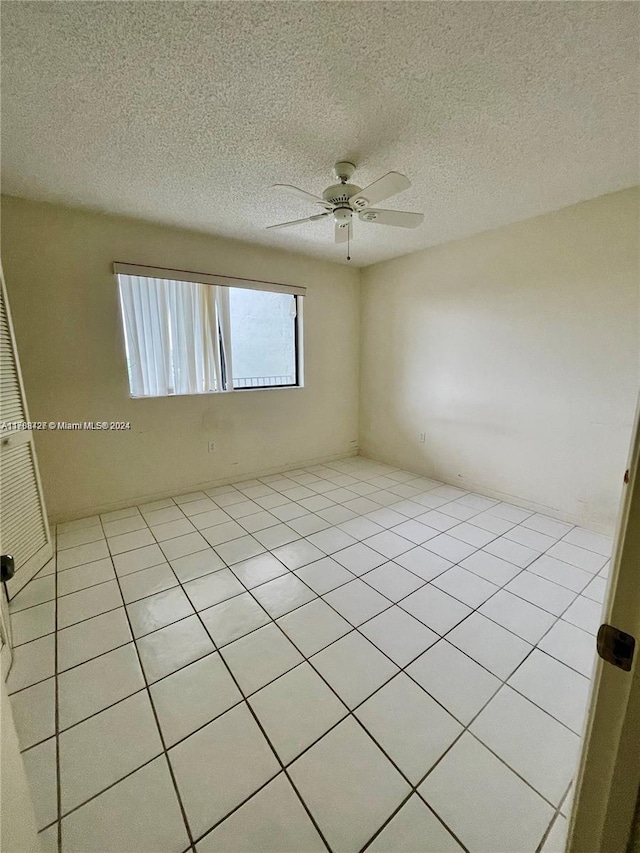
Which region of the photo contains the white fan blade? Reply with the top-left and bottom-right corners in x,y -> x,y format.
271,184 -> 332,208
358,209 -> 424,228
266,213 -> 330,230
350,172 -> 411,210
335,223 -> 351,243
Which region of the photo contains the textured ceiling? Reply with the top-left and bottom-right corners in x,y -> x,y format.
2,2 -> 638,267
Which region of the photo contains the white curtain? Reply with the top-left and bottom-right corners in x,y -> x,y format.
117,275 -> 227,397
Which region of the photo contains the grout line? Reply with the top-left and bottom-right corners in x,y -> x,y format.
358,789 -> 469,853
186,771 -> 288,848
269,535 -> 589,825
52,525 -> 62,853
14,525 -> 599,626
11,529 -> 597,709
534,779 -> 573,853
156,521 -> 482,849
209,556 -> 476,851
20,507 -> 595,713
49,487 -> 602,590
48,752 -> 164,826
79,514 -> 197,852
147,528 -> 335,851
391,559 -> 598,848
31,463 -> 601,851
63,511 -> 599,591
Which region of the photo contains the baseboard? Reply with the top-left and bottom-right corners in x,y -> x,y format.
358,452 -> 616,536
49,449 -> 359,525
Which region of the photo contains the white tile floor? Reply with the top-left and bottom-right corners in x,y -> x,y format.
7,456 -> 612,853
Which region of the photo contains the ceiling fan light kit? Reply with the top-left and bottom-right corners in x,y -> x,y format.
268,161 -> 424,260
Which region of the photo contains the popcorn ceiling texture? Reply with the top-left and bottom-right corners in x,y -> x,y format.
2,1 -> 638,266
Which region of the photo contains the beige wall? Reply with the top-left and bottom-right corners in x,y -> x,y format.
3,190 -> 637,530
360,188 -> 639,533
1,197 -> 360,521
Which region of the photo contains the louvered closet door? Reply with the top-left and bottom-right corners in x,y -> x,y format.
0,266 -> 51,610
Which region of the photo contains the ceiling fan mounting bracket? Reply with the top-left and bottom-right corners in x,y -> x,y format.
333,161 -> 356,183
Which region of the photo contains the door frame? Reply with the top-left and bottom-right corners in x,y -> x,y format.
568,391 -> 640,852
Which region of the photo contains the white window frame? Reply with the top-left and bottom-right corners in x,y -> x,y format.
113,263 -> 305,398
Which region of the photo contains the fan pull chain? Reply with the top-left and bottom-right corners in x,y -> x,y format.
347,225 -> 351,261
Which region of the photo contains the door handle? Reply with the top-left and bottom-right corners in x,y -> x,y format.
597,623 -> 635,672
0,555 -> 15,583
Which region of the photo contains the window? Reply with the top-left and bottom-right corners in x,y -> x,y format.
114,264 -> 304,398
229,288 -> 297,389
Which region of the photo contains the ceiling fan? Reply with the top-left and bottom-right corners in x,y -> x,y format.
267,161 -> 424,259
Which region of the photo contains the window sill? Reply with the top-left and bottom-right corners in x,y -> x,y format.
233,384 -> 304,393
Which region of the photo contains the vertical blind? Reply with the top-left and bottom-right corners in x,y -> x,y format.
118,275 -> 231,397
115,264 -> 305,398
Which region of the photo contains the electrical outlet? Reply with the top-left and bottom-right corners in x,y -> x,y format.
207,441 -> 216,453
419,432 -> 426,443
